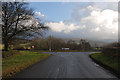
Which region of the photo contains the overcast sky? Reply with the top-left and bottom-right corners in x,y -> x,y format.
29,2 -> 118,42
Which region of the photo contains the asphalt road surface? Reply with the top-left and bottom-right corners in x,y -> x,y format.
14,52 -> 117,78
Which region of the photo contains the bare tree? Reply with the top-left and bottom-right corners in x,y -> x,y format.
79,39 -> 91,51
2,2 -> 48,51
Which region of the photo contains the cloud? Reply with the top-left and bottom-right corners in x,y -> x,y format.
81,8 -> 118,29
34,11 -> 45,17
80,6 -> 118,38
91,27 -> 100,32
34,3 -> 118,42
63,4 -> 118,41
34,11 -> 47,23
94,2 -> 118,11
45,21 -> 85,33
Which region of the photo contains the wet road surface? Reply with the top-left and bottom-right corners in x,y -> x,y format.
14,52 -> 117,78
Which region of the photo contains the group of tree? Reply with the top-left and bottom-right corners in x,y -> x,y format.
31,36 -> 65,50
31,36 -> 92,51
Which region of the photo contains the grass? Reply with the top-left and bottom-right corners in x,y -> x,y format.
2,50 -> 51,78
90,53 -> 119,73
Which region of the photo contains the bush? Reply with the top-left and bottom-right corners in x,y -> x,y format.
13,45 -> 25,50
102,47 -> 119,56
102,42 -> 120,57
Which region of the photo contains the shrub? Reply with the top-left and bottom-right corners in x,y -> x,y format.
102,43 -> 120,57
13,45 -> 24,50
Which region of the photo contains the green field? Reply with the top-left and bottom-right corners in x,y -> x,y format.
90,53 -> 119,73
2,51 -> 51,78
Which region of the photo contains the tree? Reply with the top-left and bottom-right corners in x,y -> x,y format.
79,39 -> 91,51
49,37 -> 64,50
31,36 -> 66,51
2,2 -> 48,51
66,40 -> 78,50
31,37 -> 49,50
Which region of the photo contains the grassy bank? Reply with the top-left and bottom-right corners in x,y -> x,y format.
2,51 -> 51,78
90,53 -> 119,76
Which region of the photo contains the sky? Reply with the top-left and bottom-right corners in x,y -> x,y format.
29,2 -> 118,42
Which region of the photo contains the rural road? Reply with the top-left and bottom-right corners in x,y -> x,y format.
14,52 -> 117,78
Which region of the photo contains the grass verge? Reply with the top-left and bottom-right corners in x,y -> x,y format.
2,50 -> 51,78
90,53 -> 119,78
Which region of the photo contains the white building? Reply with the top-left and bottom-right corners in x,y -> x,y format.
61,48 -> 70,50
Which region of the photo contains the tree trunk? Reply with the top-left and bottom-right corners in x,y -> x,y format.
4,42 -> 8,51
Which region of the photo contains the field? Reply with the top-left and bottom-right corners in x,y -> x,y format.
2,51 -> 51,78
